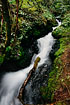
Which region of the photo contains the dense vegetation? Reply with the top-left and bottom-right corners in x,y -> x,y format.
0,0 -> 56,71
0,0 -> 70,104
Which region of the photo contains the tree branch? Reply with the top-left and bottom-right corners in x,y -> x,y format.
18,57 -> 41,104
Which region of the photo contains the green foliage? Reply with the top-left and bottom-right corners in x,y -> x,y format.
49,0 -> 63,15
63,0 -> 70,5
55,37 -> 70,56
62,13 -> 70,27
0,55 -> 5,64
53,26 -> 70,37
21,0 -> 42,12
34,30 -> 40,36
49,0 -> 70,17
9,0 -> 16,4
28,7 -> 37,12
42,9 -> 53,20
53,13 -> 70,38
6,46 -> 11,52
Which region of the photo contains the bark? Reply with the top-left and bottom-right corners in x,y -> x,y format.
14,0 -> 19,42
18,57 -> 41,104
1,0 -> 11,47
1,8 -> 3,36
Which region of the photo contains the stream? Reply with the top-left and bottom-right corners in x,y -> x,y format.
0,19 -> 61,105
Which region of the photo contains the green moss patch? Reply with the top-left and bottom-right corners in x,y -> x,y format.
52,13 -> 70,38
55,37 -> 70,56
40,55 -> 63,102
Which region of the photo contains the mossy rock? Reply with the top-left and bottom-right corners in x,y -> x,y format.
52,26 -> 70,38
40,55 -> 62,102
52,13 -> 70,38
55,37 -> 70,57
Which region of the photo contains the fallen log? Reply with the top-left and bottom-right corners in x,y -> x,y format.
18,57 -> 41,104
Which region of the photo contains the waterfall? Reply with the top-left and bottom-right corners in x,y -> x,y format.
0,20 -> 61,105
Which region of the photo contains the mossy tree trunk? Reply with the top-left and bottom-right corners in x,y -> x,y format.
1,0 -> 11,47
14,0 -> 19,42
18,57 -> 41,104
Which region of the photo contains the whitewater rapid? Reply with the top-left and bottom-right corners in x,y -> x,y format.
0,19 -> 61,105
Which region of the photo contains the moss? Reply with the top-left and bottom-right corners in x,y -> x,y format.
52,13 -> 70,38
33,57 -> 41,69
42,9 -> 54,20
55,37 -> 70,56
52,26 -> 70,38
40,12 -> 70,103
0,55 -> 5,64
40,55 -> 62,102
56,102 -> 66,105
40,46 -> 70,102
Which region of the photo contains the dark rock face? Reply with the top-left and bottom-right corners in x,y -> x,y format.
0,60 -> 19,73
49,40 -> 60,61
22,58 -> 52,104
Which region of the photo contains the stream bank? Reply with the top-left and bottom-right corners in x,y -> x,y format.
40,13 -> 70,105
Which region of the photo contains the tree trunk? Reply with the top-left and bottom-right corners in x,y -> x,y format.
18,57 -> 41,104
1,0 -> 11,47
14,0 -> 19,42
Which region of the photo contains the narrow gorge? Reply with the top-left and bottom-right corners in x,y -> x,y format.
0,20 -> 61,105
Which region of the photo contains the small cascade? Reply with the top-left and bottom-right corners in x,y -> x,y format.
0,20 -> 61,105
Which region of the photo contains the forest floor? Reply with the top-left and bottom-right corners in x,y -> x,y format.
53,48 -> 70,105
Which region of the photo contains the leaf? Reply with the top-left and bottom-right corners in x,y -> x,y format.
6,46 -> 11,52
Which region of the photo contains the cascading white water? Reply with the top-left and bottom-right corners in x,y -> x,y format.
0,20 -> 61,105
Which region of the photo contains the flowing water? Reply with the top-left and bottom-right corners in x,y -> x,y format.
0,20 -> 61,105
